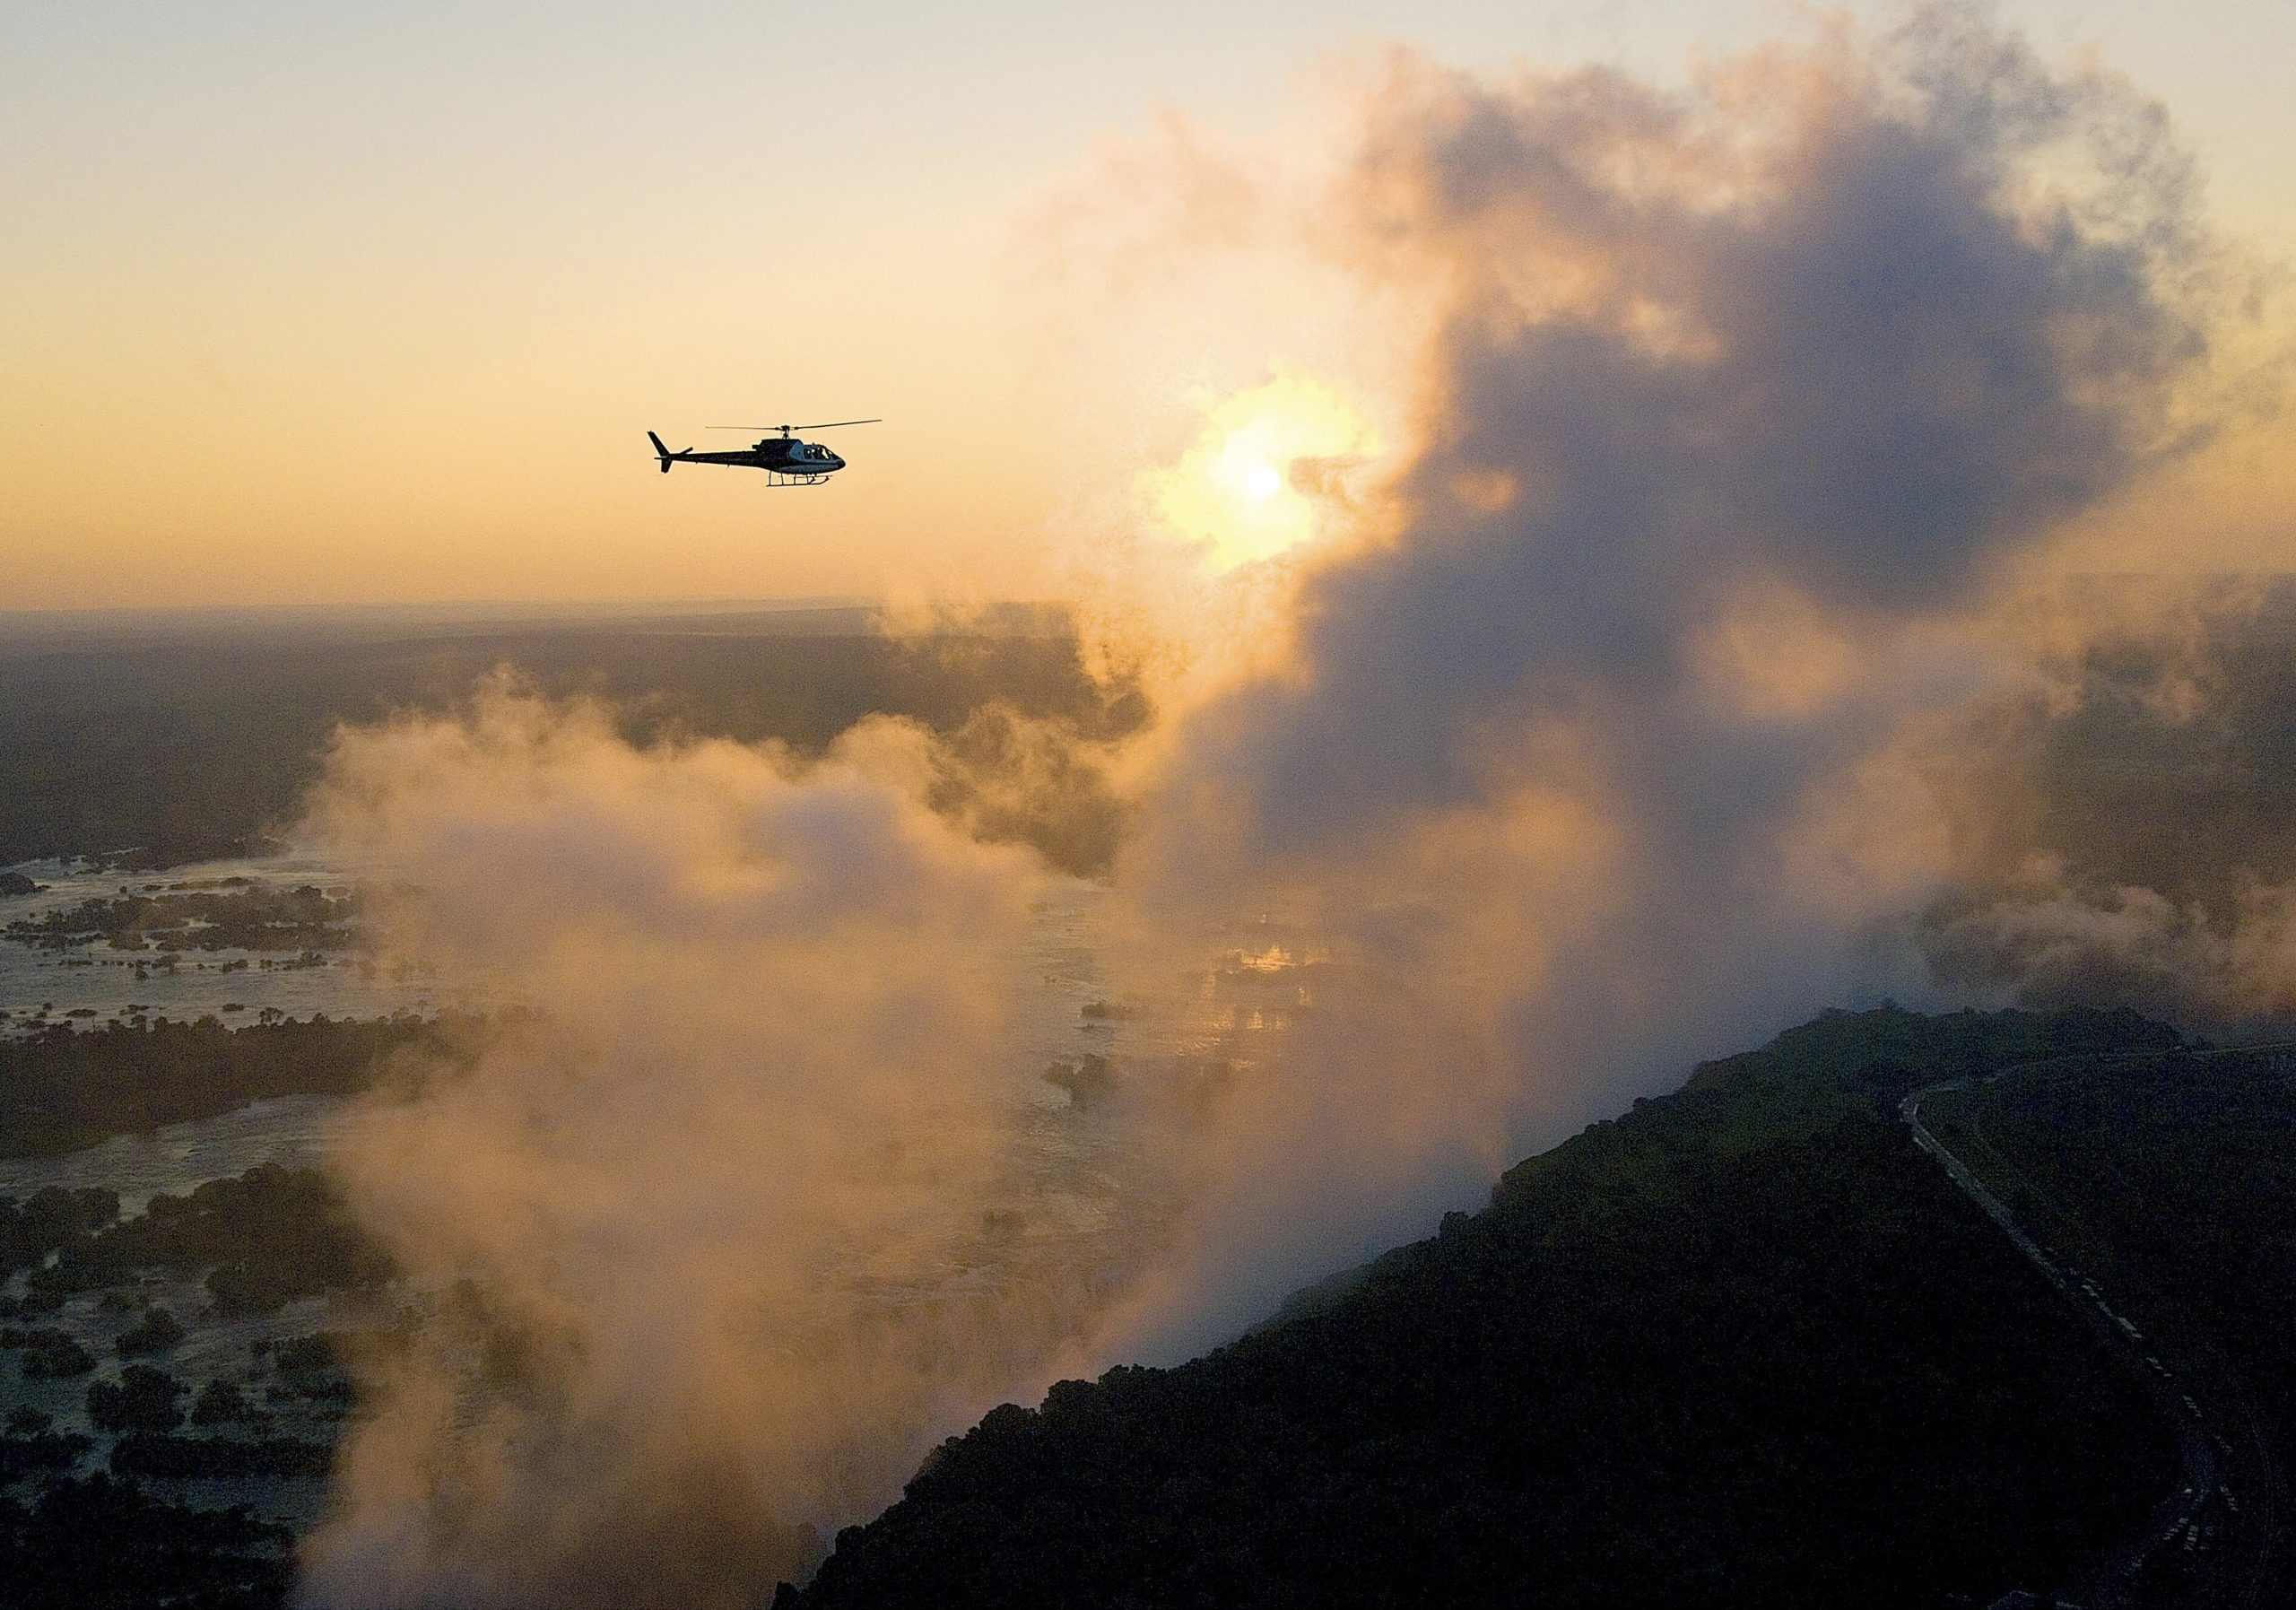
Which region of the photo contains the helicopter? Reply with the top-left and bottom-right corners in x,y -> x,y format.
647,419 -> 880,486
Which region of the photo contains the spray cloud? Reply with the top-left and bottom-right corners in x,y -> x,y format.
1087,1 -> 2256,1354
296,689 -> 1156,1605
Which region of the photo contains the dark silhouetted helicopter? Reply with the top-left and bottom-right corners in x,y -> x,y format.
647,419 -> 880,486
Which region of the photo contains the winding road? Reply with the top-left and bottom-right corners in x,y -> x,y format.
1902,1042 -> 2296,1608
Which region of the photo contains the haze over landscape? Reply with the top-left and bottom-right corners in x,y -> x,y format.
5,3 -> 2296,1607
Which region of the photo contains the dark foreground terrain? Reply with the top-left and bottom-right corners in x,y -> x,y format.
11,1005 -> 2294,1608
796,1006 -> 2229,1610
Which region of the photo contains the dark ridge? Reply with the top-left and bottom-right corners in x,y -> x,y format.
796,1005 -> 2188,1610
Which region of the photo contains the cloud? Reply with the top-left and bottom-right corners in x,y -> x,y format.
1914,577 -> 2296,1026
1090,1 -> 2258,1354
295,683 -> 1153,1607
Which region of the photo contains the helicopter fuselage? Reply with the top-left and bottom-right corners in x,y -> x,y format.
649,420 -> 878,483
647,431 -> 846,480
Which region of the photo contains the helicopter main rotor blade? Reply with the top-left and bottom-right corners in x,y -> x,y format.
705,420 -> 881,431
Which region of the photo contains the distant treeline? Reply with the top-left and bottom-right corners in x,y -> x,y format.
4,883 -> 358,953
0,1013 -> 472,1158
109,1432 -> 334,1482
0,619 -> 1146,868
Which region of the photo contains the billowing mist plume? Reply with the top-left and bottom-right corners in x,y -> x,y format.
294,686 -> 1120,1606
297,4 -> 2286,1602
1090,4 -> 2258,1353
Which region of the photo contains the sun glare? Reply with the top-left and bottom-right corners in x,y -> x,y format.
1145,373 -> 1382,572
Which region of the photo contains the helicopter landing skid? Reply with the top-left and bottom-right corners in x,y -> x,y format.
759,471 -> 831,488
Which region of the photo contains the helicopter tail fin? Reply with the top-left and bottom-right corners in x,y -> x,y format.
648,431 -> 674,473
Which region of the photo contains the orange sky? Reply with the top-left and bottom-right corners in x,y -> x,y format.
4,0 -> 2292,611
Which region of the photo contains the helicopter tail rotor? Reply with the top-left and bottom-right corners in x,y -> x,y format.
648,431 -> 675,473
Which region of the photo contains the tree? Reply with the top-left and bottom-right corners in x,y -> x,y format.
188,1379 -> 254,1426
86,1365 -> 186,1435
116,1306 -> 185,1357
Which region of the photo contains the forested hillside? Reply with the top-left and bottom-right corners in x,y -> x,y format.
796,1007 -> 2196,1609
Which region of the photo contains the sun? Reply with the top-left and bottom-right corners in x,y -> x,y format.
1144,373 -> 1381,572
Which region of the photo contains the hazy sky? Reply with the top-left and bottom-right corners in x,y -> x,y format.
4,0 -> 2291,610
